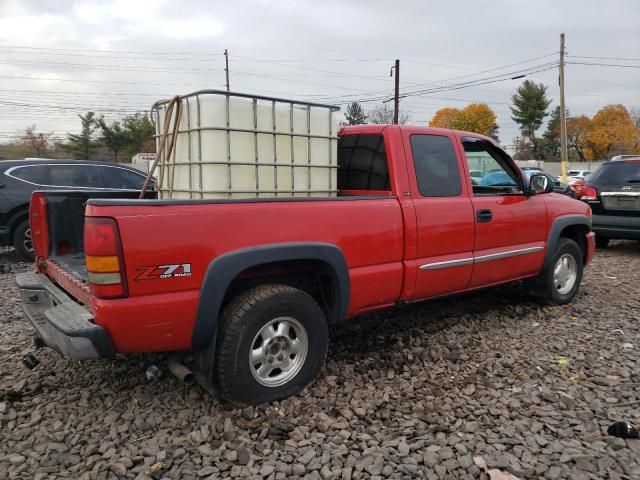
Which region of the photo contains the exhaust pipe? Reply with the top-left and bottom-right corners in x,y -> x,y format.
168,354 -> 195,386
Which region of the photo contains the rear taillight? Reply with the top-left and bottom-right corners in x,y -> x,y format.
84,217 -> 128,299
571,180 -> 598,201
29,192 -> 49,261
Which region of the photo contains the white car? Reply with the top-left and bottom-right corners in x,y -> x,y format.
558,169 -> 591,184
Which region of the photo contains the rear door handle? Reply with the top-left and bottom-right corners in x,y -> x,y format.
476,209 -> 492,222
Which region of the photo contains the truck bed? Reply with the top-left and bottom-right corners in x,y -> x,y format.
40,190 -> 156,283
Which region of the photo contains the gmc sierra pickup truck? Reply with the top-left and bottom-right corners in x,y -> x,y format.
16,125 -> 595,405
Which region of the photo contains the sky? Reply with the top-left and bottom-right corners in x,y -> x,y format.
0,0 -> 639,152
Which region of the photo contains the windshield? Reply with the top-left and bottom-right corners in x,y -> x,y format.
588,161 -> 640,184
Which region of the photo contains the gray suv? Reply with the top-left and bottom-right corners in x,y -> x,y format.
0,159 -> 151,260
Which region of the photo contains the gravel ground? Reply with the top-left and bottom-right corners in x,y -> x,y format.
1,243 -> 639,480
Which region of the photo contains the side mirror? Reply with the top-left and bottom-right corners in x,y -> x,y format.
529,174 -> 553,195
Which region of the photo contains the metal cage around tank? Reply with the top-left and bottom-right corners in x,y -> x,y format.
151,90 -> 341,199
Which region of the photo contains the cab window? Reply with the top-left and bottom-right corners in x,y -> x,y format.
410,134 -> 462,197
338,134 -> 390,191
462,138 -> 522,195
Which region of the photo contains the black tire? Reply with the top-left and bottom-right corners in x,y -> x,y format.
215,284 -> 328,406
595,235 -> 610,249
524,238 -> 583,305
12,219 -> 35,261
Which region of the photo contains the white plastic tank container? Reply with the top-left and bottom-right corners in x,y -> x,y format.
152,90 -> 340,199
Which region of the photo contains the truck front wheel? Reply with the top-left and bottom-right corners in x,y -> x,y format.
524,238 -> 583,305
215,284 -> 328,405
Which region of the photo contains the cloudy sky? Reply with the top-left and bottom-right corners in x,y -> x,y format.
0,0 -> 639,151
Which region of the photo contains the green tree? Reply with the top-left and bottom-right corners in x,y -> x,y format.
97,113 -> 155,162
344,102 -> 367,125
63,112 -> 100,159
510,80 -> 551,159
542,106 -> 561,161
122,113 -> 155,158
97,117 -> 129,163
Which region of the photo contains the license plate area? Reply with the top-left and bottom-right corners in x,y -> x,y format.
602,195 -> 640,211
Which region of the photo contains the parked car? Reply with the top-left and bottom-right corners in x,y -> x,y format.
469,169 -> 487,181
610,155 -> 640,162
0,159 -> 152,260
480,169 -> 571,196
479,170 -> 516,187
571,156 -> 640,247
558,169 -> 592,185
520,166 -> 543,173
16,125 -> 595,405
523,170 -> 572,196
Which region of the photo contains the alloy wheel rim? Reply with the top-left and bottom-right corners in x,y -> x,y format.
23,228 -> 34,254
553,253 -> 577,295
249,316 -> 308,387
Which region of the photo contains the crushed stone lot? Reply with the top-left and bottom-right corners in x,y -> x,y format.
1,243 -> 639,480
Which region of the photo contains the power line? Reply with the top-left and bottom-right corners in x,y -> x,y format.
0,44 -> 223,57
402,52 -> 559,90
322,61 -> 558,105
233,54 -> 407,83
569,55 -> 640,62
0,99 -> 147,113
0,59 -> 223,73
312,57 -> 559,103
566,61 -> 640,69
0,74 -> 215,88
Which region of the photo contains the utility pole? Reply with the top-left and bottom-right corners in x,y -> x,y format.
392,59 -> 400,124
224,49 -> 230,91
559,33 -> 568,182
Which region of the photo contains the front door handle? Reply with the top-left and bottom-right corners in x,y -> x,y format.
476,209 -> 492,223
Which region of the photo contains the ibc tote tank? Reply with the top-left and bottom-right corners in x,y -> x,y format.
151,90 -> 340,199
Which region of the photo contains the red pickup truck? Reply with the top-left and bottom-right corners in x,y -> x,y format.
17,125 -> 595,405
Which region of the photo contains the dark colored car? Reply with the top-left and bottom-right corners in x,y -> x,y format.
0,159 -> 151,259
571,157 -> 640,247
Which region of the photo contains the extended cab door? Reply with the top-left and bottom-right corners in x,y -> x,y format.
402,129 -> 475,298
458,136 -> 547,287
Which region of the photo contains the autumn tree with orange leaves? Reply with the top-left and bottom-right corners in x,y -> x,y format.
429,108 -> 459,129
429,103 -> 499,140
585,105 -> 636,159
566,115 -> 592,162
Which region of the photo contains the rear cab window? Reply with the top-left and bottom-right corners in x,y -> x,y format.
338,134 -> 391,194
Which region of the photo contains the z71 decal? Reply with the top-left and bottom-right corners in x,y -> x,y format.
135,263 -> 192,280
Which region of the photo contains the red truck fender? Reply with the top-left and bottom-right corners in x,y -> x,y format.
541,215 -> 592,272
191,242 -> 350,351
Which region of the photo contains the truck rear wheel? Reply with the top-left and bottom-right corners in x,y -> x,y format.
215,284 -> 328,406
524,238 -> 583,305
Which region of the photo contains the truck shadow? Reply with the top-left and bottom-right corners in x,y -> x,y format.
329,282 -> 547,362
